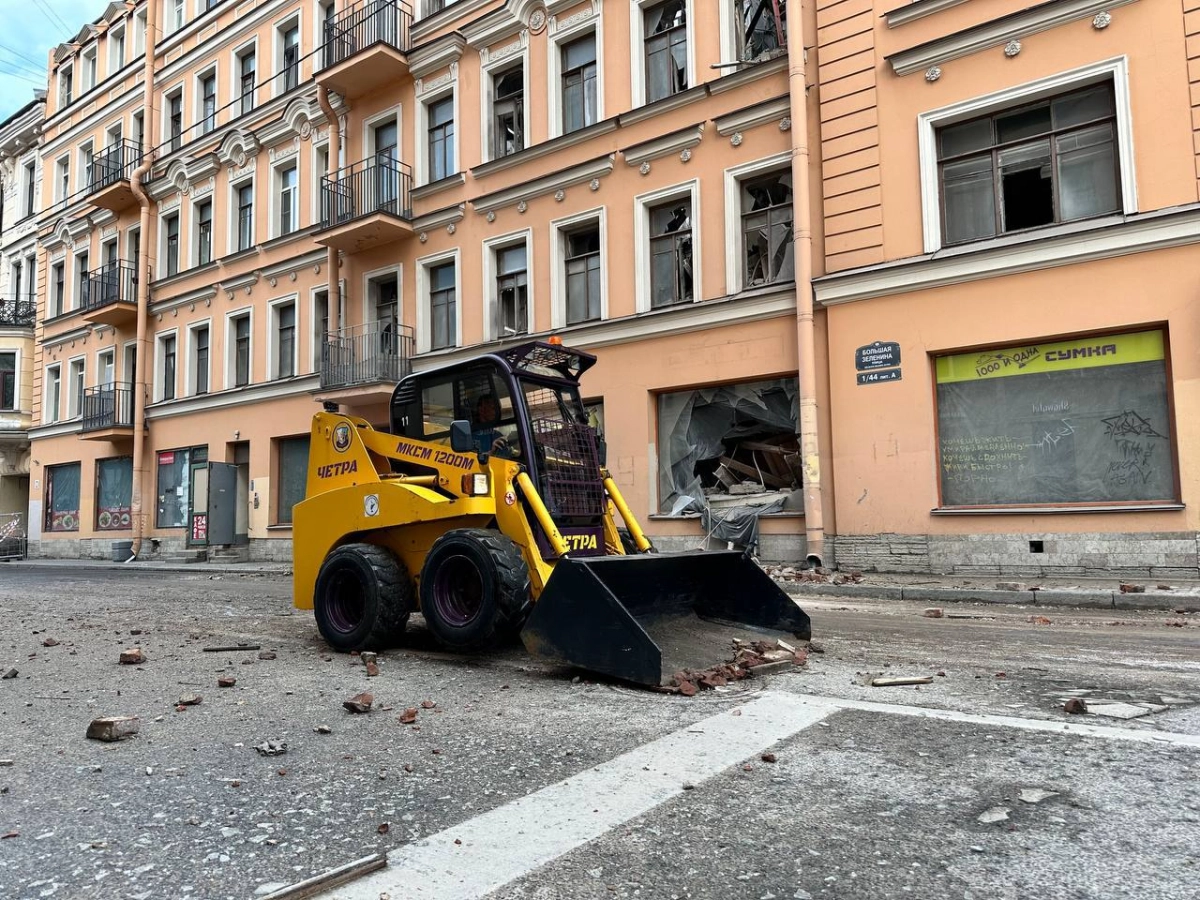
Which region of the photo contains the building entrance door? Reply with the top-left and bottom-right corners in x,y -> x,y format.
207,462 -> 238,546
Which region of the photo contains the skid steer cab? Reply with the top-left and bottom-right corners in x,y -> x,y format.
293,340 -> 810,687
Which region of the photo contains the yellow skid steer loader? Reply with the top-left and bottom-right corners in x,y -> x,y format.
293,341 -> 810,687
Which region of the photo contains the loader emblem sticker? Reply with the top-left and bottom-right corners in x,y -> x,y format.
333,423 -> 352,452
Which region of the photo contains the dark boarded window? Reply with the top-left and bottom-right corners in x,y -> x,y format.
935,329 -> 1177,507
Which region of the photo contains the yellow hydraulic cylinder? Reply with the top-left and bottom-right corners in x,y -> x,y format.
603,475 -> 652,552
516,471 -> 569,557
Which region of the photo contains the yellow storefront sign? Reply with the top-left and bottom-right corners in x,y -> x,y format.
935,330 -> 1165,384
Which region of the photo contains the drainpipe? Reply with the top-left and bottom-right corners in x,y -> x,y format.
317,88 -> 340,335
787,2 -> 825,567
127,0 -> 159,561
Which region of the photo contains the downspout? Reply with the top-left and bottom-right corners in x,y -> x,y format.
317,86 -> 341,335
127,0 -> 159,561
787,2 -> 825,567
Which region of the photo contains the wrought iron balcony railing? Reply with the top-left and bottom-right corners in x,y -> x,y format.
85,262 -> 137,313
0,299 -> 35,328
81,382 -> 134,433
320,157 -> 413,229
90,140 -> 143,194
321,321 -> 413,390
321,0 -> 412,70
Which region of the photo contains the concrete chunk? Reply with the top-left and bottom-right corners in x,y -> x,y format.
86,716 -> 140,742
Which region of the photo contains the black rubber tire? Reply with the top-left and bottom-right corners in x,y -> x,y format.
617,529 -> 640,555
314,543 -> 413,652
418,529 -> 530,651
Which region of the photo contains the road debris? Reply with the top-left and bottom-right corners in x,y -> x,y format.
1019,788 -> 1059,804
977,806 -> 1010,824
86,716 -> 139,742
217,676 -> 236,688
258,651 -> 277,661
1087,702 -> 1165,720
420,700 -> 436,709
178,693 -> 202,706
761,752 -> 777,763
1063,698 -> 1088,714
1118,583 -> 1145,593
666,639 -> 809,695
314,724 -> 332,734
41,638 -> 59,647
995,582 -> 1025,591
344,692 -> 374,714
119,648 -> 145,665
1,668 -> 16,679
399,708 -> 418,725
255,741 -> 288,757
256,854 -> 387,900
377,823 -> 390,834
202,644 -> 260,653
922,608 -> 944,618
870,675 -> 934,687
1,831 -> 18,839
1028,615 -> 1052,625
0,759 -> 13,766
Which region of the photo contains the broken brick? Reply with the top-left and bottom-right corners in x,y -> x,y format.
344,692 -> 374,714
119,648 -> 145,665
365,661 -> 380,677
398,708 -> 418,725
217,677 -> 236,688
258,651 -> 277,660
677,680 -> 697,697
42,638 -> 59,648
420,700 -> 436,709
1118,583 -> 1145,594
86,716 -> 140,742
178,694 -> 202,706
1,668 -> 17,680
378,823 -> 390,834
1063,698 -> 1088,714
1028,616 -> 1052,626
922,608 -> 944,619
761,752 -> 777,763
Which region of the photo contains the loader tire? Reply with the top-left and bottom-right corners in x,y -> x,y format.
419,529 -> 530,652
617,529 -> 639,555
314,543 -> 413,652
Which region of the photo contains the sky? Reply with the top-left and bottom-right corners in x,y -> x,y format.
0,0 -> 105,121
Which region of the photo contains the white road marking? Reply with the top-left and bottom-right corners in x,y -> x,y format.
314,690 -> 1199,900
319,692 -> 833,900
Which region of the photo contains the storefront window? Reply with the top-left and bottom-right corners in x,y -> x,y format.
46,463 -> 81,532
656,378 -> 800,515
276,436 -> 309,525
935,329 -> 1177,507
156,448 -> 191,528
96,457 -> 133,530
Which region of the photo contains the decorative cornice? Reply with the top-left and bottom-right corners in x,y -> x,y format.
472,156 -> 614,214
461,6 -> 524,48
714,96 -> 791,136
410,0 -> 496,42
470,118 -> 618,179
886,0 -> 1139,76
220,273 -> 260,298
412,204 -> 466,231
409,33 -> 468,80
622,125 -> 704,167
260,249 -> 327,283
411,172 -> 466,201
41,326 -> 91,351
216,129 -> 262,168
619,83 -> 709,127
707,55 -> 788,95
884,0 -> 969,28
813,205 -> 1200,306
148,286 -> 218,317
148,153 -> 221,200
147,374 -> 320,421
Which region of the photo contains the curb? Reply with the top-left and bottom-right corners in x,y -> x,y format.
776,581 -> 1199,612
0,560 -> 291,577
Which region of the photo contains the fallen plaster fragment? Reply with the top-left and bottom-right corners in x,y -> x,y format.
1019,789 -> 1059,804
1087,702 -> 1156,720
977,807 -> 1010,824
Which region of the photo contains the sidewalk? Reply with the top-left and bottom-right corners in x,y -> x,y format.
0,556 -> 292,576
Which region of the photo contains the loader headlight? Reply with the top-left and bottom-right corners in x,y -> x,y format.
462,473 -> 490,496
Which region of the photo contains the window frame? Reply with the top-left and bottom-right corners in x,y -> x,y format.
0,351 -> 17,412
108,23 -> 127,74
66,356 -> 85,419
631,0 -> 695,106
551,207 -> 607,329
226,309 -> 253,388
917,57 -> 1137,254
165,87 -> 184,152
234,40 -> 258,116
555,30 -> 599,138
194,197 -> 214,266
162,211 -> 181,277
482,229 -> 533,341
231,176 -> 255,253
276,15 -> 302,96
416,250 -> 460,353
481,51 -> 529,164
269,296 -> 299,380
155,329 -> 179,402
419,90 -> 457,185
723,151 -> 795,294
44,364 -> 62,424
275,161 -> 300,237
187,319 -> 211,396
635,179 -> 701,313
198,67 -> 218,135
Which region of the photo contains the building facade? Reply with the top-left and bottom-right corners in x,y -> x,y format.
0,95 -> 45,545
25,0 -> 1200,578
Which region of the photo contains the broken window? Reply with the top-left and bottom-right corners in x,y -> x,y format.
649,200 -> 693,308
736,0 -> 786,61
492,66 -> 524,159
645,0 -> 688,102
938,82 -> 1120,245
496,243 -> 529,337
741,170 -> 794,287
657,378 -> 800,515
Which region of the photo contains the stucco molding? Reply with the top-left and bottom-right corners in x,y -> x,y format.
622,125 -> 705,167
886,0 -> 1140,76
813,205 -> 1200,306
884,0 -> 969,28
412,204 -> 466,231
260,250 -> 328,284
40,325 -> 91,351
145,374 -> 320,421
471,156 -> 614,215
714,96 -> 791,137
148,286 -> 218,317
220,273 -> 260,299
216,129 -> 262,169
409,34 -> 467,81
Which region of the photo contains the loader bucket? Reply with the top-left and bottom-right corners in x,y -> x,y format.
519,550 -> 811,688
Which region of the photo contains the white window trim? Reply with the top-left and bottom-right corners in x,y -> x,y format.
163,85 -> 185,146
629,0 -> 696,108
550,206 -> 608,329
225,307 -> 254,390
362,105 -> 403,158
315,0 -> 336,67
415,248 -> 461,353
481,229 -> 533,341
917,55 -> 1137,254
274,12 -> 304,98
66,356 -> 86,419
548,15 -> 604,140
271,158 -> 300,238
191,195 -> 214,268
480,46 -> 530,165
229,173 -> 256,255
185,318 -> 212,396
267,295 -> 300,380
722,150 -> 792,295
54,155 -> 69,204
108,23 -> 127,74
95,347 -> 116,388
44,364 -> 62,424
159,209 -> 182,278
134,10 -> 148,54
81,47 -> 98,92
154,328 -> 179,402
72,248 -> 91,313
196,65 -> 218,134
232,37 -> 259,115
634,178 -> 702,313
362,263 -> 403,325
415,85 -> 458,186
168,0 -> 187,34
0,348 -> 21,412
77,141 -> 94,194
309,283 -> 343,371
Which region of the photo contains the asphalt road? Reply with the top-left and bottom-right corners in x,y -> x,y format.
0,565 -> 1196,900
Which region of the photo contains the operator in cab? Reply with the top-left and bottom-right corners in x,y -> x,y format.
471,394 -> 521,460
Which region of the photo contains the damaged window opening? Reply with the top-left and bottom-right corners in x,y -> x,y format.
496,244 -> 529,337
649,200 -> 693,308
938,82 -> 1120,245
657,377 -> 801,522
742,170 -> 794,287
645,0 -> 688,103
737,0 -> 786,61
493,66 -> 525,159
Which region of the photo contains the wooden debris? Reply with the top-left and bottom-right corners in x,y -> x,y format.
869,675 -> 934,687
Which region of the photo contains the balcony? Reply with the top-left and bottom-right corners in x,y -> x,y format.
82,262 -> 138,328
318,321 -> 413,406
80,382 -> 135,442
0,299 -> 35,329
88,140 -> 143,212
317,0 -> 412,100
315,157 -> 414,253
